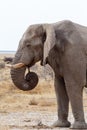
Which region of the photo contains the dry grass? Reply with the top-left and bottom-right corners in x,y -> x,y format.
0,126 -> 10,130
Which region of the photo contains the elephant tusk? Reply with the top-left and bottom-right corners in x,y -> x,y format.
12,63 -> 25,69
5,64 -> 12,68
6,63 -> 25,69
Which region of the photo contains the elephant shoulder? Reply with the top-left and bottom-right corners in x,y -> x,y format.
55,30 -> 70,52
55,21 -> 82,52
55,20 -> 82,44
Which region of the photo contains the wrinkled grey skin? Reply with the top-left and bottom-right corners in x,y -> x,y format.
11,20 -> 87,129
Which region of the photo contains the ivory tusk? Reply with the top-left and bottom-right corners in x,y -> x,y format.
12,63 -> 25,69
6,63 -> 25,69
5,64 -> 12,68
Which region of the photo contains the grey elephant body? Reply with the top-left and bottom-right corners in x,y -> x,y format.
11,20 -> 87,129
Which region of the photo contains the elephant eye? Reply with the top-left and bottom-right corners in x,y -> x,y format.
24,40 -> 31,47
26,43 -> 31,47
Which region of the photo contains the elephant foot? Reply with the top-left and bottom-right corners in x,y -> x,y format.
52,120 -> 71,128
70,121 -> 87,129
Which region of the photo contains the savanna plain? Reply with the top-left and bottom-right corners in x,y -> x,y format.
0,53 -> 87,130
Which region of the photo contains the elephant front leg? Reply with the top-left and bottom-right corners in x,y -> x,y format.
52,76 -> 71,128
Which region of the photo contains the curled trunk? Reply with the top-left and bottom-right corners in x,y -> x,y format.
10,56 -> 38,91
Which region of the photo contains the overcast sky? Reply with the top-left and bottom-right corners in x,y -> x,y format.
0,0 -> 87,51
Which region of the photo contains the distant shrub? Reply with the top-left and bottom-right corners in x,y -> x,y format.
0,62 -> 5,69
3,56 -> 13,64
29,97 -> 38,105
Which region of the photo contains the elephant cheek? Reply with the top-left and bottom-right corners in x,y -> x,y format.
20,51 -> 34,66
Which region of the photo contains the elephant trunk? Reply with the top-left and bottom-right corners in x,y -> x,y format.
10,55 -> 38,91
11,67 -> 30,91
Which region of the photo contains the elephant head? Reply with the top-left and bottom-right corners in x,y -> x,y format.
11,24 -> 56,91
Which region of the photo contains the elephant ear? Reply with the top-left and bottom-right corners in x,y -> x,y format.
43,24 -> 56,66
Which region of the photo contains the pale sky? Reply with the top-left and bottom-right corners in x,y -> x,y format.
0,0 -> 87,51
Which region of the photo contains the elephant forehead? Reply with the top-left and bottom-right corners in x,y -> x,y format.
22,32 -> 35,41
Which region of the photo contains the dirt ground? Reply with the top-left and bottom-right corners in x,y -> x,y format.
0,53 -> 87,130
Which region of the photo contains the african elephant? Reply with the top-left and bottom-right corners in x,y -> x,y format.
11,20 -> 87,129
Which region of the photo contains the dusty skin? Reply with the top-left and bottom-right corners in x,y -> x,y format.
0,53 -> 87,130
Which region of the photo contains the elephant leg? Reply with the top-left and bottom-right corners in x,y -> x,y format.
52,76 -> 71,127
65,76 -> 87,129
62,50 -> 87,129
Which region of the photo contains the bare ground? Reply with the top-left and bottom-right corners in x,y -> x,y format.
0,53 -> 87,130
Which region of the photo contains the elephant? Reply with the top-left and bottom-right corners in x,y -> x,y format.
10,20 -> 87,129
